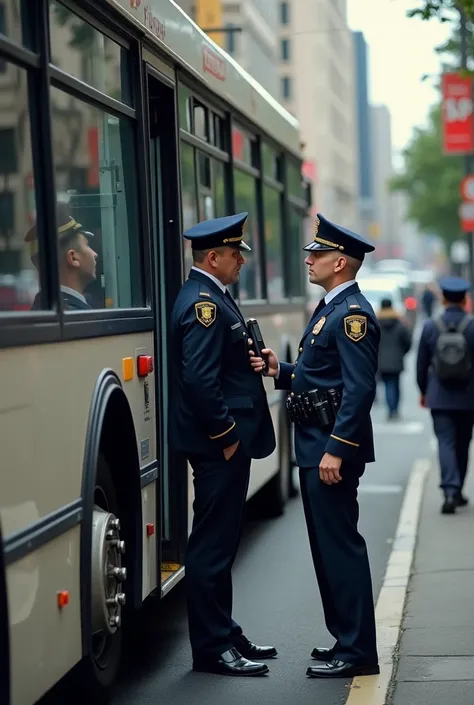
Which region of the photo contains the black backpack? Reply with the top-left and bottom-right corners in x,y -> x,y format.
433,314 -> 474,383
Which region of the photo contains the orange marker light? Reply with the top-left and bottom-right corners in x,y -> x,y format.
122,357 -> 134,381
57,590 -> 69,608
146,523 -> 155,537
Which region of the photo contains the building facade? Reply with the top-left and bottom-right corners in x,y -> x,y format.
353,31 -> 375,242
278,0 -> 358,230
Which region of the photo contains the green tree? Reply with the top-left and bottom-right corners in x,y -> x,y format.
408,1 -> 474,21
390,105 -> 464,246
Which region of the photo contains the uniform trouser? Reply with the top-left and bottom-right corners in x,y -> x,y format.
431,410 -> 474,495
299,463 -> 378,665
380,373 -> 401,414
186,444 -> 251,659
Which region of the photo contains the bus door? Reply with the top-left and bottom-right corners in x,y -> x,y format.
147,69 -> 188,593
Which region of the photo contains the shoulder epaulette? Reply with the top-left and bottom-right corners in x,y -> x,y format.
346,295 -> 361,310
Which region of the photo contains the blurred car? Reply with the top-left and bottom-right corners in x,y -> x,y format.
358,276 -> 415,330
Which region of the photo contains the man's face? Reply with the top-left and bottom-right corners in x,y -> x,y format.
304,250 -> 339,287
212,246 -> 246,286
66,232 -> 98,285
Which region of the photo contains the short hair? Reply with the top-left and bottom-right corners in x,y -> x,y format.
444,291 -> 465,304
192,246 -> 227,264
381,298 -> 392,309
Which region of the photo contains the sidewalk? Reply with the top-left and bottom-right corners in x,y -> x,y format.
389,459 -> 474,704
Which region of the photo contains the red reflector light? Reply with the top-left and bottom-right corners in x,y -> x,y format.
146,523 -> 155,537
405,297 -> 417,311
57,590 -> 69,608
137,355 -> 154,377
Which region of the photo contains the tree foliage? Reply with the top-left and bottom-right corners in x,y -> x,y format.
408,1 -> 474,22
390,106 -> 464,245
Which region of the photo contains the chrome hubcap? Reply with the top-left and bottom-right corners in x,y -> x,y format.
91,508 -> 126,640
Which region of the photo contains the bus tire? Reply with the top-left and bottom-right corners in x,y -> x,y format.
256,395 -> 291,518
80,455 -> 124,698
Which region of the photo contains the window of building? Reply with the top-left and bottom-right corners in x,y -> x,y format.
0,3 -> 6,72
234,169 -> 262,301
263,185 -> 284,302
262,142 -> 282,181
178,84 -> 192,132
49,1 -> 132,106
232,125 -> 257,167
281,38 -> 290,61
281,76 -> 291,101
0,63 -> 41,311
280,2 -> 289,25
50,87 -> 142,309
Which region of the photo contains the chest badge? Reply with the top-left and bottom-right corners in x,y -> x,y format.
195,301 -> 217,327
344,314 -> 367,342
312,317 -> 326,335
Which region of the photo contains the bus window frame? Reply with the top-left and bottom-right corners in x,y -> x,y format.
0,0 -> 156,350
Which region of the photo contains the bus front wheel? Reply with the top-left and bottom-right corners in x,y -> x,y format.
84,456 -> 125,695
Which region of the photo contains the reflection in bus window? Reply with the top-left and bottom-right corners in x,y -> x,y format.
49,1 -> 132,105
180,142 -> 198,276
0,0 -> 33,49
50,87 -> 141,309
288,209 -> 304,297
234,169 -> 261,301
0,62 -> 41,311
263,185 -> 284,301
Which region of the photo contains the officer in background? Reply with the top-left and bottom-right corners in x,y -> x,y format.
25,202 -> 97,311
416,276 -> 474,514
250,214 -> 380,679
169,212 -> 276,677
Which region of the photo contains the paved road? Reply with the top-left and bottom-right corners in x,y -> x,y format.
39,346 -> 433,705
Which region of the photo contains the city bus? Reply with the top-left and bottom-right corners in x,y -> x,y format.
0,1 -> 311,703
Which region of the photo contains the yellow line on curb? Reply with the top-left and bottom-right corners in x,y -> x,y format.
344,458 -> 431,705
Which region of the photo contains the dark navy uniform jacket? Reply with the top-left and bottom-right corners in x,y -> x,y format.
169,268 -> 276,459
276,283 -> 380,468
416,306 -> 474,410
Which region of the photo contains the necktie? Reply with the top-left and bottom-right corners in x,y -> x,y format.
313,298 -> 326,317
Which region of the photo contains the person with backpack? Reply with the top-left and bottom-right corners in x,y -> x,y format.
416,276 -> 474,514
377,298 -> 412,420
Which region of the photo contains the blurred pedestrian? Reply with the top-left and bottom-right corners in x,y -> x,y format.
377,298 -> 412,420
416,276 -> 474,514
421,285 -> 436,318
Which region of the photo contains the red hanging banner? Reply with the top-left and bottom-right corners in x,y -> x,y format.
441,72 -> 474,155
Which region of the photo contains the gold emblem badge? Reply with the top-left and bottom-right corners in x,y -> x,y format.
312,316 -> 326,335
314,215 -> 320,235
195,301 -> 217,327
344,315 -> 367,342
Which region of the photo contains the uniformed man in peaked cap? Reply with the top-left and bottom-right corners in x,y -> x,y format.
417,275 -> 474,514
26,201 -> 97,311
250,213 -> 380,679
169,212 -> 276,676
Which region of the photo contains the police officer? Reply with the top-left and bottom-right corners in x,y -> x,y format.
416,276 -> 474,514
250,214 -> 380,679
170,212 -> 276,676
25,202 -> 97,311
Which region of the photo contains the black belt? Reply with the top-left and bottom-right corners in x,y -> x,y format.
286,388 -> 342,427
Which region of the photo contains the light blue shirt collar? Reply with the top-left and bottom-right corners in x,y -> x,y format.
191,266 -> 227,294
324,280 -> 356,305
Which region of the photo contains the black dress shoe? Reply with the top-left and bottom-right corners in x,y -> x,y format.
306,659 -> 380,679
311,645 -> 336,661
234,635 -> 278,659
441,496 -> 457,514
193,647 -> 269,676
455,492 -> 469,507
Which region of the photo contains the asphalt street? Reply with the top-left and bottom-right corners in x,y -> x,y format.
39,342 -> 433,705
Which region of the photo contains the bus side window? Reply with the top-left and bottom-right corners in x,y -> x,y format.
50,89 -> 142,310
0,62 -> 43,312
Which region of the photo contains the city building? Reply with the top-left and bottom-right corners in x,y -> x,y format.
353,31 -> 375,242
278,0 -> 359,230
